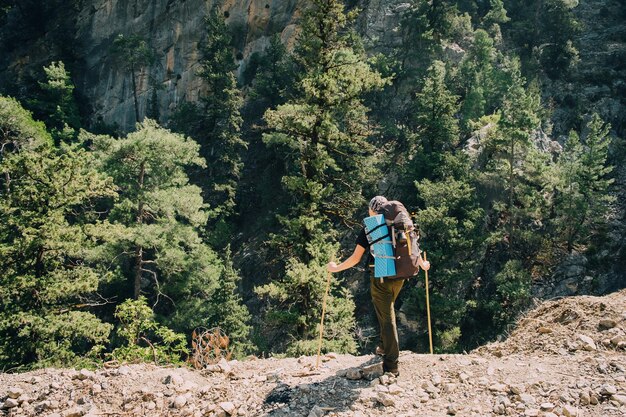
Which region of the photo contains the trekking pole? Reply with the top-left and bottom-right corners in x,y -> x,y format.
424,251 -> 434,354
316,259 -> 333,369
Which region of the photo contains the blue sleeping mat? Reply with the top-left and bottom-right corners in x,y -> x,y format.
363,214 -> 396,278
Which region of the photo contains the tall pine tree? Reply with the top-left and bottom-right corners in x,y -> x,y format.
256,0 -> 386,355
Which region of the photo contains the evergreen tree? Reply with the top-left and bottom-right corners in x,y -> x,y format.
89,120 -> 251,350
28,61 -> 81,143
111,34 -> 155,123
504,0 -> 580,77
403,170 -> 484,352
256,0 -> 386,354
458,29 -> 500,127
553,115 -> 615,251
477,60 -> 545,253
170,9 -> 245,228
0,98 -> 115,368
403,60 -> 461,204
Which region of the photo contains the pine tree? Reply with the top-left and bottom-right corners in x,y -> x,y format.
111,34 -> 155,123
256,0 -> 386,354
28,61 -> 82,143
170,8 -> 245,224
478,60 -> 544,253
88,120 -> 251,345
0,98 -> 115,368
553,115 -> 615,251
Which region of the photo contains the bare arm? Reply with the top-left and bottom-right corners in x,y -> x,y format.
327,245 -> 367,273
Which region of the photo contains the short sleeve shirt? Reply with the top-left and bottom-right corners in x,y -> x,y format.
355,228 -> 370,250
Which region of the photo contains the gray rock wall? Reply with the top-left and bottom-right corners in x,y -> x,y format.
75,0 -> 306,131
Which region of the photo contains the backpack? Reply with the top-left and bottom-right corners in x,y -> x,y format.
375,200 -> 421,279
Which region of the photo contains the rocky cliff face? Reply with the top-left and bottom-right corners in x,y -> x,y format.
0,0 -> 409,132
75,0 -> 304,131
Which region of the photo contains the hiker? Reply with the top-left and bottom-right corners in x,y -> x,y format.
326,196 -> 430,376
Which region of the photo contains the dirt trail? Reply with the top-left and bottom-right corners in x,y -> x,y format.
1,290 -> 625,417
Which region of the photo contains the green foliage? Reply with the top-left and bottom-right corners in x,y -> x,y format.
170,8 -> 245,220
0,100 -> 116,368
111,34 -> 155,122
552,115 -> 615,251
169,246 -> 254,357
504,0 -> 581,77
27,61 -> 81,143
88,120 -> 217,306
111,296 -> 187,365
256,242 -> 357,355
88,120 -> 253,351
491,260 -> 532,328
0,96 -> 52,158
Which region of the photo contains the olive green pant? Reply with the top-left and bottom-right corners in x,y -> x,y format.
370,276 -> 405,373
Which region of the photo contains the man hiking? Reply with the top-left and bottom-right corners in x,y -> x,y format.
326,196 -> 430,376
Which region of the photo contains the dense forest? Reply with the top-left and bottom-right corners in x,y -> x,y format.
0,0 -> 624,370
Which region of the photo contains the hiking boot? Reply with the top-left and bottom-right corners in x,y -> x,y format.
375,346 -> 385,356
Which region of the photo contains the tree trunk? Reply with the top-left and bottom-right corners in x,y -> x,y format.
134,161 -> 145,299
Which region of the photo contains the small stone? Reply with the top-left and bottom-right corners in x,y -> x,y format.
30,376 -> 43,384
489,383 -> 508,392
117,365 -> 131,375
459,372 -> 470,382
589,393 -> 599,405
495,395 -> 511,407
164,374 -> 184,385
387,384 -> 403,395
562,404 -> 578,417
447,404 -> 457,415
219,402 -> 236,415
600,384 -> 617,396
63,407 -> 84,417
442,383 -> 457,393
579,392 -> 590,405
91,384 -> 102,394
520,394 -> 536,405
611,394 -> 626,405
493,404 -> 506,415
4,398 -> 19,408
379,374 -> 390,385
173,395 -> 187,409
538,327 -> 553,334
17,394 -> 30,404
146,401 -> 156,410
431,373 -> 442,385
346,368 -> 362,380
217,358 -> 232,373
544,413 -> 558,417
524,409 -> 539,417
307,405 -> 325,417
422,381 -> 438,394
598,319 -> 617,330
77,369 -> 95,380
540,402 -> 554,411
509,385 -> 523,395
325,352 -> 338,360
7,387 -> 23,399
577,334 -> 597,351
376,392 -> 395,407
361,363 -> 383,380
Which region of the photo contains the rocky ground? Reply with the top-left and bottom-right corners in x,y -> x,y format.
1,290 -> 625,417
